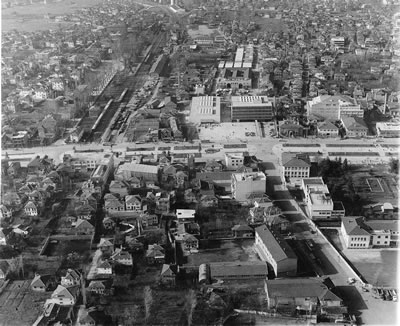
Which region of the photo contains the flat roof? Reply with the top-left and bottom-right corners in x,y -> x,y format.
117,163 -> 158,174
302,177 -> 325,186
232,172 -> 266,182
231,96 -> 273,107
189,96 -> 221,124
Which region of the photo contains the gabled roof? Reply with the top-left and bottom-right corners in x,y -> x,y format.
24,201 -> 37,209
51,285 -> 78,300
31,274 -> 52,288
88,280 -> 105,289
282,153 -> 311,167
98,238 -> 113,248
97,261 -> 112,269
255,225 -> 297,261
231,224 -> 253,232
318,120 -> 338,130
75,219 -> 94,229
125,195 -> 141,204
161,264 -> 178,276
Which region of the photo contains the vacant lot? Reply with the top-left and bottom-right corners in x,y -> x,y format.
2,0 -> 103,32
0,280 -> 48,326
187,239 -> 257,266
343,249 -> 398,288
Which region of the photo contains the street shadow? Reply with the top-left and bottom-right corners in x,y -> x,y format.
334,285 -> 368,312
313,246 -> 339,275
274,200 -> 296,212
259,162 -> 276,171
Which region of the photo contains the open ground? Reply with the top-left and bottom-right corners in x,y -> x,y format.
2,0 -> 103,32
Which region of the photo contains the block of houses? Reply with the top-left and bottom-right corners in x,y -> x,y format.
254,225 -> 297,277
203,160 -> 223,172
61,269 -> 81,287
146,244 -> 165,264
104,197 -> 125,213
282,153 -> 311,185
50,285 -> 79,306
264,278 -> 344,317
31,274 -> 56,292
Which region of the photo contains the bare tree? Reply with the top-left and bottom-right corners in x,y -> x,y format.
144,286 -> 154,325
185,289 -> 197,326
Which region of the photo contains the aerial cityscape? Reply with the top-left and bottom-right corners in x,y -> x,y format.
1,0 -> 399,325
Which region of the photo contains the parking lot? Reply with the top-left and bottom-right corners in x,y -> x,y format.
198,122 -> 260,141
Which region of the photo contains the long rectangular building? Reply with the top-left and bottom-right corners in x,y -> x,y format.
231,96 -> 274,121
255,225 -> 297,277
189,96 -> 221,125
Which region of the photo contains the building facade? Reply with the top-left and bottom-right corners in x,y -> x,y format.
231,96 -> 275,122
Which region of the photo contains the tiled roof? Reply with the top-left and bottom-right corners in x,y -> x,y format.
341,217 -> 371,236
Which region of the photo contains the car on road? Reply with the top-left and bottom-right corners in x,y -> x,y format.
347,277 -> 356,284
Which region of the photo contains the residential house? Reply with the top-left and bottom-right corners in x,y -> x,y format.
155,192 -> 170,214
31,274 -> 56,292
129,176 -> 142,189
184,189 -> 198,204
7,162 -> 22,177
160,264 -> 178,287
87,280 -> 106,295
231,224 -> 254,238
2,192 -> 23,209
125,195 -> 142,212
109,180 -> 130,197
317,120 -> 338,137
74,219 -> 94,235
24,201 -> 38,216
75,203 -> 96,220
176,233 -> 199,251
0,205 -> 13,220
146,244 -> 165,264
96,261 -> 112,275
50,285 -> 79,306
0,261 -> 10,279
254,225 -> 298,277
110,248 -> 133,266
141,214 -> 159,227
363,202 -> 396,220
104,197 -> 125,213
162,164 -> 177,182
198,192 -> 218,207
61,269 -> 81,287
203,160 -> 223,172
175,171 -> 188,188
225,153 -> 244,170
102,217 -> 116,230
98,238 -> 114,255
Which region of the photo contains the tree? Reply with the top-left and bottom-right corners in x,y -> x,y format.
144,286 -> 153,325
389,158 -> 399,174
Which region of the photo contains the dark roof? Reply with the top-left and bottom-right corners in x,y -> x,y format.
364,220 -> 399,232
209,261 -> 268,278
255,225 -> 297,261
265,278 -> 341,301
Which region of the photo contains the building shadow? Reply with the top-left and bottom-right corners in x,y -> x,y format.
334,285 -> 368,312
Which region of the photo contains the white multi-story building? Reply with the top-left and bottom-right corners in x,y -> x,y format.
306,95 -> 363,120
341,217 -> 399,248
282,153 -> 311,185
301,178 -> 334,220
231,172 -> 266,203
375,122 -> 400,138
225,152 -> 244,170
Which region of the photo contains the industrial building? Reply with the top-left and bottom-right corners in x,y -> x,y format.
114,163 -> 159,182
189,96 -> 221,124
255,225 -> 298,277
306,95 -> 363,120
231,96 -> 275,121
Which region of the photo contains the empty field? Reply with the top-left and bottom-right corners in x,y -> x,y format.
0,280 -> 48,326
